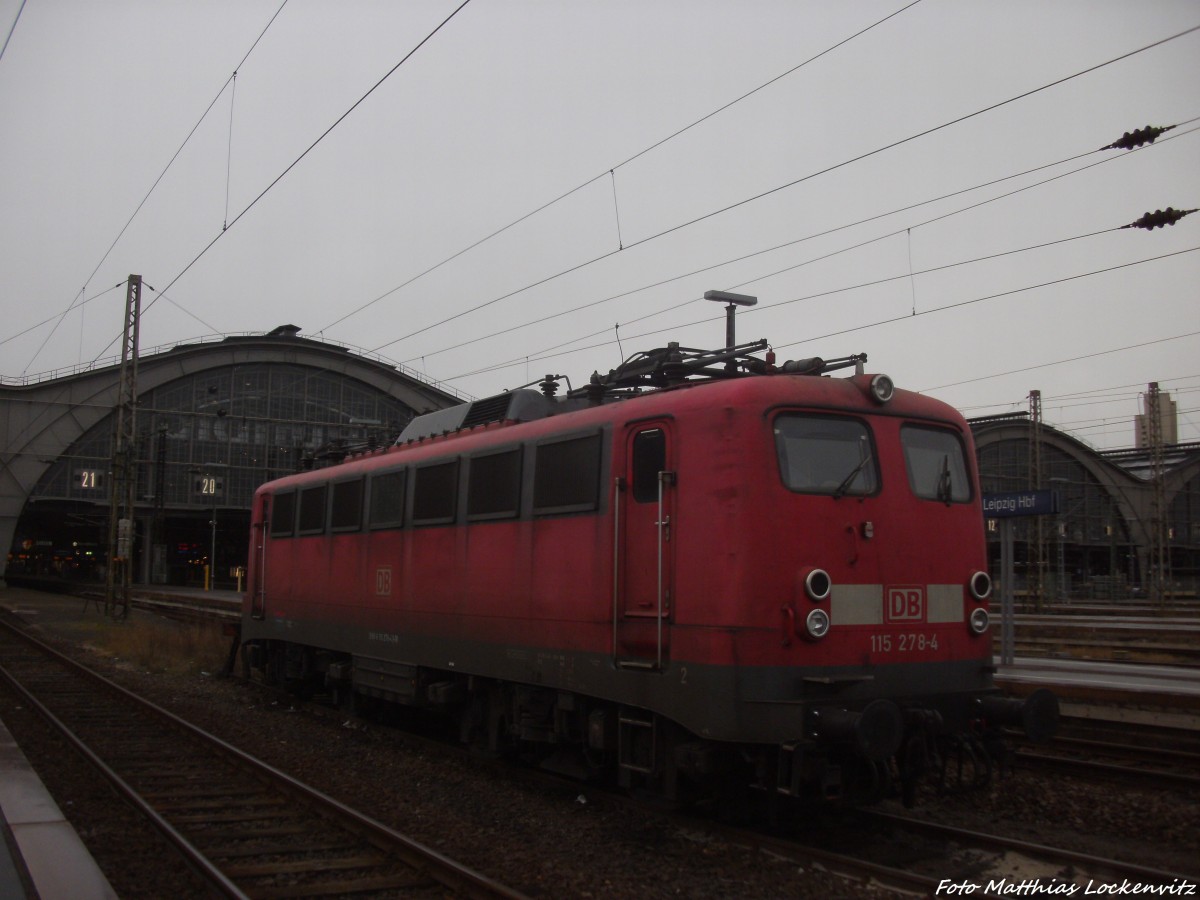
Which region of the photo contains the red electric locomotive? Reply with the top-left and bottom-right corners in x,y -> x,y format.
240,339 -> 1057,804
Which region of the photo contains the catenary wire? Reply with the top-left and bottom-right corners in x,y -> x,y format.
403,119 -> 1199,369
15,0 -> 290,375
79,0 -> 287,289
88,2 -> 287,292
1043,378 -> 1200,403
456,223 -> 1126,380
367,23 -> 1200,357
0,283 -> 124,353
85,0 -> 473,366
317,0 -> 924,337
923,332 -> 1200,394
446,153 -> 1196,380
772,248 -> 1199,352
0,0 -> 25,64
396,136 -> 1128,367
443,248 -> 1199,382
138,0 -> 473,323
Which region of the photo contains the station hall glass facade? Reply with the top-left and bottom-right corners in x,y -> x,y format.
7,346 -> 457,588
971,417 -> 1200,603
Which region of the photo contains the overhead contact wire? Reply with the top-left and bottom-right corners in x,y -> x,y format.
21,0 -> 290,374
408,125 -> 1195,370
84,0 -> 289,301
448,227 -> 1123,380
923,334 -> 1200,394
443,248 -> 1200,381
150,0 -> 474,312
373,23 -> 1200,357
0,0 -> 26,64
324,0 -> 925,336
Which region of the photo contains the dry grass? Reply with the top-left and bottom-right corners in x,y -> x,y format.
95,618 -> 233,676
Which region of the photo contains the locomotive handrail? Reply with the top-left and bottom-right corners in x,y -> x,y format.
657,470 -> 668,670
612,476 -> 622,665
611,469 -> 672,670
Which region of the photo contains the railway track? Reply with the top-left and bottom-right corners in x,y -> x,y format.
859,809 -> 1198,887
670,799 -> 1198,898
1009,716 -> 1200,789
0,619 -> 525,900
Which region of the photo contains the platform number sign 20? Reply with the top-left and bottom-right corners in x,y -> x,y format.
194,476 -> 223,497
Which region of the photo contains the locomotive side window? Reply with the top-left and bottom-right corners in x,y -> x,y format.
774,415 -> 878,496
631,429 -> 666,503
270,490 -> 296,537
413,460 -> 459,525
368,469 -> 406,529
297,484 -> 328,535
330,477 -> 364,532
533,432 -> 601,515
467,448 -> 522,520
901,425 -> 971,503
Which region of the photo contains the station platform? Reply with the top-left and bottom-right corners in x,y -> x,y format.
995,656 -> 1200,727
0,714 -> 117,899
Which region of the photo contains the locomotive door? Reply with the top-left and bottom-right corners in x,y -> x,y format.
615,422 -> 675,668
250,493 -> 268,619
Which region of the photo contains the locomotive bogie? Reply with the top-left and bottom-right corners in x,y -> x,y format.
241,366 -> 1049,804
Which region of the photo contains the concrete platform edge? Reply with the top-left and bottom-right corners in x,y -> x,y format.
0,713 -> 118,900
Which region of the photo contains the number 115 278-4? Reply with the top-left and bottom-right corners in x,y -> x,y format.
870,633 -> 939,653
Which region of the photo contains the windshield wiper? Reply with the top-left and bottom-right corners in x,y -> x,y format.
833,439 -> 872,499
936,454 -> 953,503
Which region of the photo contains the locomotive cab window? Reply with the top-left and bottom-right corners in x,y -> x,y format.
297,484 -> 328,535
412,460 -> 459,525
774,414 -> 878,496
901,425 -> 971,503
467,448 -> 522,521
368,469 -> 406,529
632,428 -> 666,503
270,490 -> 296,537
330,477 -> 364,532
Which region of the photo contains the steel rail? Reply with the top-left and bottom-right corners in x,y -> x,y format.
0,657 -> 250,898
705,820 -> 944,896
1015,747 -> 1200,788
0,618 -> 527,900
864,809 -> 1196,884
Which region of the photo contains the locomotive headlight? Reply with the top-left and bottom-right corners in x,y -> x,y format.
968,607 -> 990,635
869,374 -> 895,404
803,567 -> 831,602
969,571 -> 992,601
805,608 -> 831,639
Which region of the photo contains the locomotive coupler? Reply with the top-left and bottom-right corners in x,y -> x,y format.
809,698 -> 904,761
975,688 -> 1060,743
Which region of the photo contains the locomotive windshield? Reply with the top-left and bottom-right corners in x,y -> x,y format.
900,424 -> 971,503
774,415 -> 878,496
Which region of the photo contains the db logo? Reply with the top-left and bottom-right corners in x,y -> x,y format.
886,586 -> 925,622
375,567 -> 392,596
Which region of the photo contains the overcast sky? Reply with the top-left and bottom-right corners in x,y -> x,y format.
1,0 -> 1197,449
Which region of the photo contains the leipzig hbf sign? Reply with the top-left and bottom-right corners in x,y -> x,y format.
981,489 -> 1059,519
